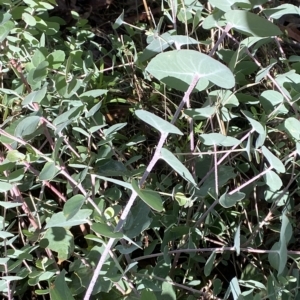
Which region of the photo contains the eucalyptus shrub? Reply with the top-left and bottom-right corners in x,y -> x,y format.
0,0 -> 300,299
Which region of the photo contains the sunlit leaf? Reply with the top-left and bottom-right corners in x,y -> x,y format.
284,117 -> 300,140
135,110 -> 183,135
264,169 -> 282,191
63,195 -> 85,220
146,50 -> 235,92
234,223 -> 241,256
42,228 -> 74,262
262,146 -> 285,173
45,209 -> 92,228
0,182 -> 13,192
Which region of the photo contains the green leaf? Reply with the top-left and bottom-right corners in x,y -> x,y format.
174,192 -> 189,206
268,241 -> 287,275
123,200 -> 151,238
230,277 -> 242,300
140,31 -> 199,62
225,10 -> 282,37
209,0 -> 251,12
200,133 -> 240,147
241,111 -> 265,134
95,175 -> 132,190
141,290 -> 157,300
234,223 -> 241,256
160,148 -> 196,185
39,162 -> 58,181
112,11 -> 124,29
42,228 -> 74,262
63,195 -> 85,220
91,223 -> 123,238
284,117 -> 300,140
0,201 -> 22,209
49,270 -> 75,300
184,105 -> 215,120
161,279 -> 176,300
213,278 -> 223,296
255,59 -> 277,83
86,101 -> 102,118
280,214 -> 292,245
204,250 -> 216,276
45,209 -> 92,228
219,191 -> 245,208
146,50 -> 235,92
22,87 -> 47,106
47,50 -> 65,69
0,182 -> 13,192
262,146 -> 285,173
7,150 -> 25,162
79,89 -> 108,101
0,20 -> 14,43
0,231 -> 14,239
135,110 -> 183,135
22,12 -> 36,26
260,90 -> 288,116
33,60 -> 48,82
264,169 -> 282,191
132,179 -> 164,212
14,116 -> 41,139
53,106 -> 83,126
264,3 -> 300,20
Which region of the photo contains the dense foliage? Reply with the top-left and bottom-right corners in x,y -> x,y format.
1,0 -> 300,299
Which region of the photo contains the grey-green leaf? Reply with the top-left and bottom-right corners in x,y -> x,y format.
204,250 -> 216,277
23,87 -> 47,106
200,133 -> 240,147
39,162 -> 58,181
146,50 -> 235,92
45,209 -> 92,228
209,0 -> 251,12
264,169 -> 282,191
219,191 -> 245,208
15,116 -> 41,139
91,223 -> 123,238
63,195 -> 85,220
160,148 -> 196,185
132,179 -> 164,212
225,10 -> 282,37
284,117 -> 300,140
262,146 -> 285,173
135,110 -> 183,135
234,223 -> 241,256
49,270 -> 75,300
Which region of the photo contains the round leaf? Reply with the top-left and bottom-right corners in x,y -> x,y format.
219,191 -> 245,208
146,50 -> 235,91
